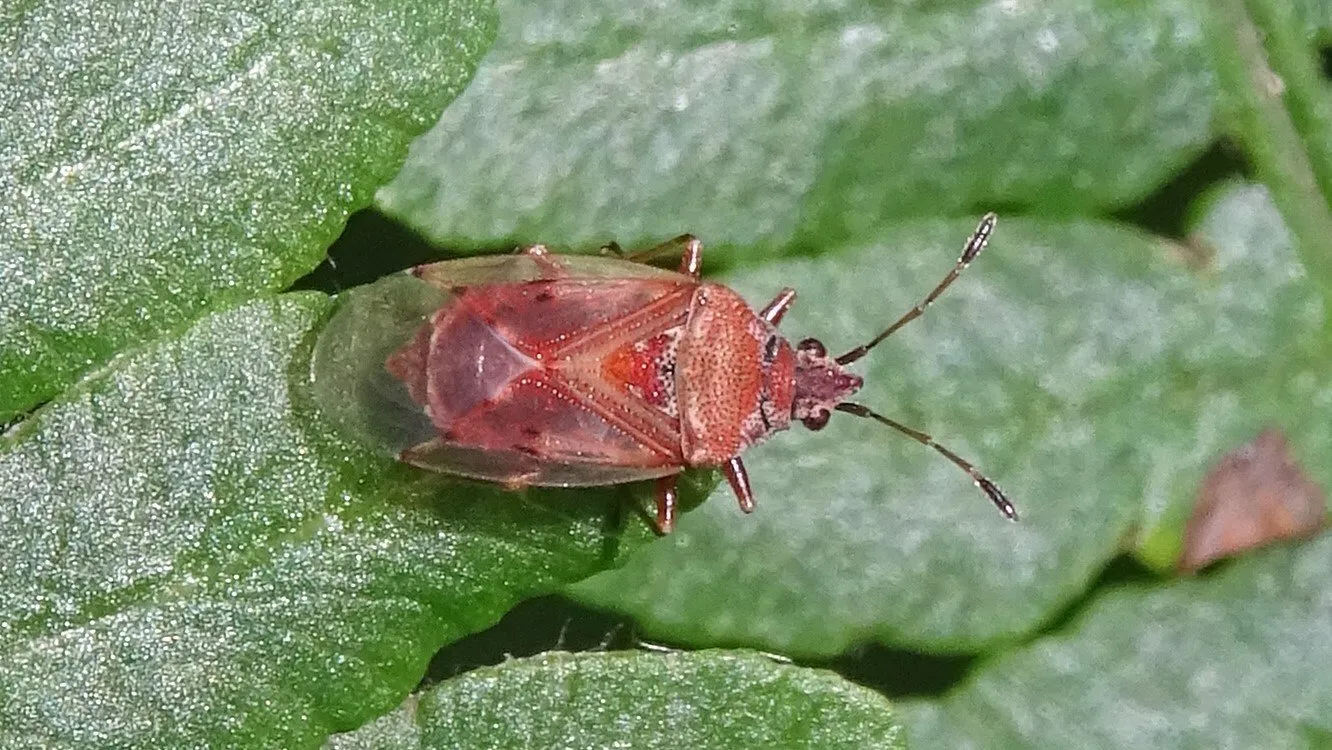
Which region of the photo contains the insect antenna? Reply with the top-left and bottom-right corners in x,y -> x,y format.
834,402 -> 1018,520
836,213 -> 997,365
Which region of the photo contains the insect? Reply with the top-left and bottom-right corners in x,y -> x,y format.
362,214 -> 1015,533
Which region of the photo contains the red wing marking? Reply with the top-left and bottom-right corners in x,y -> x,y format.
451,279 -> 695,458
393,276 -> 699,486
423,303 -> 537,433
444,371 -> 678,468
541,286 -> 692,459
459,278 -> 686,354
385,320 -> 432,405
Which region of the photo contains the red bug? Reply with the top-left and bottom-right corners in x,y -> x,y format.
322,214 -> 1015,533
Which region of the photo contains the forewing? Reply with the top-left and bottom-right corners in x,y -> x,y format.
400,439 -> 681,487
412,253 -> 687,291
462,278 -> 692,356
398,275 -> 694,487
404,372 -> 681,486
312,273 -> 452,458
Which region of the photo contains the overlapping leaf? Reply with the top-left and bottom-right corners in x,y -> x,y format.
0,0 -> 496,420
7,0 -> 1332,744
328,650 -> 904,749
0,296 -> 658,747
378,0 -> 1216,253
902,534 -> 1332,748
574,184 -> 1330,655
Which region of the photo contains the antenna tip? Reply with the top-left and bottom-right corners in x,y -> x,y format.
977,477 -> 1019,521
962,213 -> 999,264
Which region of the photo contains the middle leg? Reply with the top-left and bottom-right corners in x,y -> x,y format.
653,475 -> 680,533
620,234 -> 704,279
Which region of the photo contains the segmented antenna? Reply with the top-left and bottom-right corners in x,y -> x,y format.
837,213 -> 997,365
835,402 -> 1017,520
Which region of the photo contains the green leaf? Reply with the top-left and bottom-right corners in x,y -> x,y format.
1294,0 -> 1332,38
0,295 -> 658,747
11,0 -> 1330,741
377,0 -> 1216,253
1134,181 -> 1331,569
0,0 -> 497,421
327,650 -> 905,749
573,183 -> 1330,655
901,534 -> 1332,748
1206,0 -> 1332,299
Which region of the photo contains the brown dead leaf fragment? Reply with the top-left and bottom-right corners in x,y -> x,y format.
1179,428 -> 1327,573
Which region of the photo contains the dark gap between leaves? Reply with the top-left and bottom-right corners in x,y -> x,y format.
811,645 -> 975,700
419,591 -> 980,701
1321,45 -> 1332,80
418,594 -> 638,689
1,398 -> 50,441
416,555 -> 1161,698
826,554 -> 1162,700
1111,142 -> 1250,239
415,592 -> 979,700
1035,553 -> 1161,636
288,209 -> 444,294
288,208 -> 736,294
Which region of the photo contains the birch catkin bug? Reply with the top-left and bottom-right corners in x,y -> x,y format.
312,215 -> 1015,533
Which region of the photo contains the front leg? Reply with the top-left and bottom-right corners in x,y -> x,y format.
759,288 -> 797,325
723,456 -> 755,513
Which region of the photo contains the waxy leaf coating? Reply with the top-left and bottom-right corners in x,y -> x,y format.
0,0 -> 497,421
329,650 -> 906,750
0,296 -> 658,747
576,186 -> 1331,655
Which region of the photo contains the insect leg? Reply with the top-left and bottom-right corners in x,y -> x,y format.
654,475 -> 680,534
723,456 -> 756,513
758,288 -> 797,325
622,234 -> 704,279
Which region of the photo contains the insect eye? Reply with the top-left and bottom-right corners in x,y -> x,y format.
797,338 -> 826,358
802,409 -> 831,431
763,335 -> 781,362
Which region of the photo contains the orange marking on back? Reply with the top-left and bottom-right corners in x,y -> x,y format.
601,331 -> 677,415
